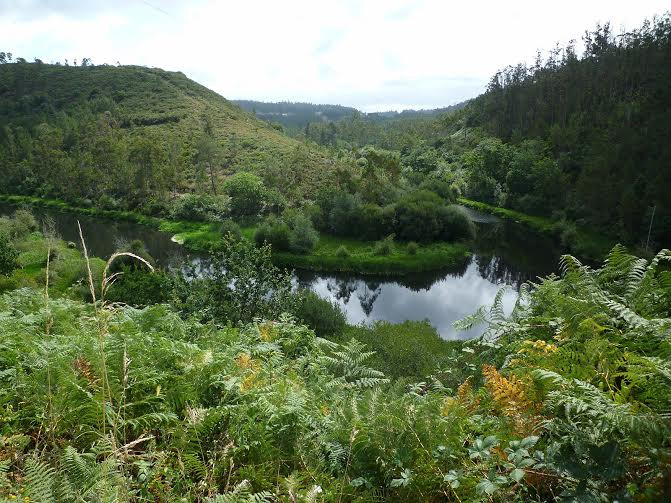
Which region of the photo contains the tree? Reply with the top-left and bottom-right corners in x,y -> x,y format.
177,236 -> 295,324
195,136 -> 220,195
0,235 -> 18,276
223,172 -> 266,217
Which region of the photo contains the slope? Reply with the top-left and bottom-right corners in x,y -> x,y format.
0,62 -> 336,207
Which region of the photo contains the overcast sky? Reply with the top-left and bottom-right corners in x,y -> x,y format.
1,0 -> 669,111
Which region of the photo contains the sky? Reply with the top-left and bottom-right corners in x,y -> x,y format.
1,0 -> 669,112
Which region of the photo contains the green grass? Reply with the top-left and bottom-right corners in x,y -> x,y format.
1,231 -> 105,297
459,197 -> 614,260
1,194 -> 471,275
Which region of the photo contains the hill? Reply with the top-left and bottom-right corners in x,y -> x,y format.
232,100 -> 359,130
233,100 -> 468,138
0,62 -> 337,210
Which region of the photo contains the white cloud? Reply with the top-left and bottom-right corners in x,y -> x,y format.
1,0 -> 668,110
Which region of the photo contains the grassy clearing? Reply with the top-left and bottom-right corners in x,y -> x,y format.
459,197 -> 614,260
1,194 -> 472,275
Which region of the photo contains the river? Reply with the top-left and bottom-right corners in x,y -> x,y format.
0,202 -> 561,339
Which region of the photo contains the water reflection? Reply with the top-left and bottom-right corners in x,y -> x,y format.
1,202 -> 562,339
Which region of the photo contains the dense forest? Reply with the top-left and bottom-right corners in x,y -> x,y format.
303,15 -> 671,250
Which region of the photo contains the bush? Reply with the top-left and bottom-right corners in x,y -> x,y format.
373,235 -> 395,256
292,290 -> 346,338
109,239 -> 156,274
0,235 -> 19,276
254,216 -> 290,251
10,209 -> 37,239
223,172 -> 266,217
169,194 -> 230,222
287,213 -> 319,254
419,178 -> 458,202
327,191 -> 361,236
335,245 -> 350,258
218,219 -> 242,241
392,190 -> 446,242
337,321 -> 459,380
357,203 -> 387,240
106,268 -> 174,307
175,236 -> 295,324
439,205 -> 476,241
407,241 -> 419,255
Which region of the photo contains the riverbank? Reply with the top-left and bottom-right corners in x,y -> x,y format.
458,197 -> 614,260
0,194 -> 471,275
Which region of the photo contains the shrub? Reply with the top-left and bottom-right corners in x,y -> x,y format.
335,245 -> 350,258
0,235 -> 19,276
292,290 -> 346,338
392,190 -> 446,242
420,178 -> 458,202
223,172 -> 266,217
10,209 -> 37,238
327,191 -> 361,236
254,216 -> 290,251
337,321 -> 459,380
407,241 -> 419,255
175,236 -> 295,324
218,219 -> 242,241
439,205 -> 476,241
109,239 -> 155,273
287,213 -> 319,254
106,267 -> 174,307
373,234 -> 395,256
357,203 -> 387,240
169,194 -> 230,222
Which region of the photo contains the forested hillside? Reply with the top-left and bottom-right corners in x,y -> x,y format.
0,62 -> 337,212
232,100 -> 359,130
303,14 -> 671,250
460,15 -> 671,245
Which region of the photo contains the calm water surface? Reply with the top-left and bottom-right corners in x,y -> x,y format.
0,202 -> 561,339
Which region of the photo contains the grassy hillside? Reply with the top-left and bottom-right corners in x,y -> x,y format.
0,62 -> 337,206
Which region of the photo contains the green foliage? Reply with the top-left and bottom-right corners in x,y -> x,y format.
334,245 -> 350,258
286,212 -> 319,254
176,236 -> 295,324
372,234 -> 394,256
223,172 -> 266,218
0,235 -> 18,276
0,243 -> 669,500
218,218 -> 242,241
291,289 -> 346,338
392,191 -> 475,242
339,321 -> 460,381
254,215 -> 290,251
106,267 -> 174,307
169,193 -> 231,222
406,241 -> 418,255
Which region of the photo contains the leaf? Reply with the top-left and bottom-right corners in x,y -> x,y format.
510,468 -> 525,482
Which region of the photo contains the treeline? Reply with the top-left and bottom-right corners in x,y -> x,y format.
460,14 -> 671,245
233,100 -> 359,130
